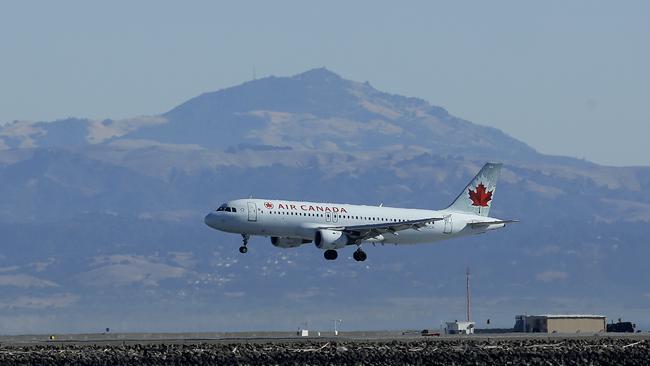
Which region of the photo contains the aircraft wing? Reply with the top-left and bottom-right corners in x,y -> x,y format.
321,217 -> 443,242
468,219 -> 518,228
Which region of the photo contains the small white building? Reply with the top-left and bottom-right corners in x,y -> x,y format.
297,329 -> 309,337
446,321 -> 475,335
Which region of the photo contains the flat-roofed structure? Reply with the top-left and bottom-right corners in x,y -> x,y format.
515,314 -> 606,334
445,321 -> 475,335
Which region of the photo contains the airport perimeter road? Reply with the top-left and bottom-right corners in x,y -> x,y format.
3,331 -> 649,345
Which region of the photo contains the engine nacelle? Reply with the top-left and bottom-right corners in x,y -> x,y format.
314,229 -> 350,250
271,237 -> 310,248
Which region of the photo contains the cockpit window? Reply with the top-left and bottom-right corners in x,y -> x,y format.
216,204 -> 239,213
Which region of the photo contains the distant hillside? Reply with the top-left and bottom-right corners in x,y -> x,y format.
0,69 -> 648,333
2,68 -> 539,160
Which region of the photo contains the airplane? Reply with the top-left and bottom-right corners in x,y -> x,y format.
204,162 -> 516,261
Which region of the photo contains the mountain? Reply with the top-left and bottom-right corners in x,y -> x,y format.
0,68 -> 648,334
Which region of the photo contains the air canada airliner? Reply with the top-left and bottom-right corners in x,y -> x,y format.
204,163 -> 516,261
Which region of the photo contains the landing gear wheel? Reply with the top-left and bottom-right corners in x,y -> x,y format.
324,250 -> 338,260
353,249 -> 367,262
239,234 -> 250,254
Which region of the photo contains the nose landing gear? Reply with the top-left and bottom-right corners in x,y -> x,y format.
324,250 -> 338,260
239,234 -> 250,254
353,248 -> 367,262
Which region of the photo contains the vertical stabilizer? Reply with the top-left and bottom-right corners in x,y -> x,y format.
446,163 -> 502,217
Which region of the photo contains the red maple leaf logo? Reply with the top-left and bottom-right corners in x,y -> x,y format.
468,183 -> 493,207
264,202 -> 274,209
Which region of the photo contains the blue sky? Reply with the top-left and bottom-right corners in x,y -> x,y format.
1,1 -> 648,165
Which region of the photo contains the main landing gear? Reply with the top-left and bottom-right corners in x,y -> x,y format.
323,248 -> 367,261
353,248 -> 367,262
324,250 -> 338,260
239,234 -> 250,254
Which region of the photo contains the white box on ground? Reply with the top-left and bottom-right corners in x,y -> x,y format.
445,321 -> 475,335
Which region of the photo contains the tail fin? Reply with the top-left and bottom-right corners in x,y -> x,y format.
446,162 -> 502,217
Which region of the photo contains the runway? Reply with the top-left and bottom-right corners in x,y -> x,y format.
3,330 -> 648,345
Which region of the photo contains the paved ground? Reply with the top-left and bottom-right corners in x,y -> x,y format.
1,330 -> 648,345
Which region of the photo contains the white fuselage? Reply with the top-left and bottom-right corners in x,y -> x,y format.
204,198 -> 505,246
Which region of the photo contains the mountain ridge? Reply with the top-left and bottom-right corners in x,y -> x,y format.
0,68 -> 649,332
2,68 -> 542,161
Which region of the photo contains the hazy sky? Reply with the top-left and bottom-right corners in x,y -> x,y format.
1,1 -> 648,166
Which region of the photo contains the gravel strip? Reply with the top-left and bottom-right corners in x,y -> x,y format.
0,337 -> 648,365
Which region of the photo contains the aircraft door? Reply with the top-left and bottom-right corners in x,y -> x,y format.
444,215 -> 452,234
325,213 -> 331,222
332,213 -> 338,223
247,202 -> 257,221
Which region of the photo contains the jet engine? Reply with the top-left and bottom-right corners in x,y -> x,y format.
271,237 -> 311,248
314,229 -> 350,250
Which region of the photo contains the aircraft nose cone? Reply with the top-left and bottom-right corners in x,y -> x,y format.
204,212 -> 219,228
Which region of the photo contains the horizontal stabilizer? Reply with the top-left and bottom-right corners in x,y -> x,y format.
469,219 -> 518,228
